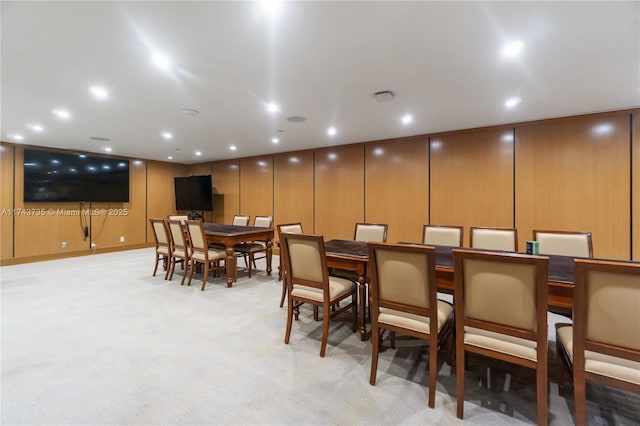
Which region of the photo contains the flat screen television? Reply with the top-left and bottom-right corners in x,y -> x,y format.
23,149 -> 130,202
174,175 -> 213,211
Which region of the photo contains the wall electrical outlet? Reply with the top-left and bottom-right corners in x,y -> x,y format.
120,236 -> 125,243
91,241 -> 96,249
61,242 -> 67,249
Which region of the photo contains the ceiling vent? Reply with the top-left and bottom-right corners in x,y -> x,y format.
373,90 -> 394,102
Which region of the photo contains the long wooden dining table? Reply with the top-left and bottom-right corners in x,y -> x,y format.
203,223 -> 275,287
324,239 -> 577,341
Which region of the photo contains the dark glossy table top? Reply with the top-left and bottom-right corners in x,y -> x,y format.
203,223 -> 274,235
325,239 -> 576,284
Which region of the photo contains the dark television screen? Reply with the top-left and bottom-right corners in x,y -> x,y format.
23,149 -> 130,202
174,175 -> 213,211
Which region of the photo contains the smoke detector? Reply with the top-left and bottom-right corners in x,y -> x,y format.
373,90 -> 394,102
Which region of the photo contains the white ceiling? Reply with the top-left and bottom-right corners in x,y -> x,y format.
2,1 -> 639,164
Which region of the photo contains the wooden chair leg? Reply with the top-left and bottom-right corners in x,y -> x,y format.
284,296 -> 294,344
201,262 -> 209,291
456,345 -> 465,419
319,303 -> 331,357
179,259 -> 188,286
370,324 -> 380,385
428,340 -> 437,408
152,256 -> 160,276
187,260 -> 196,286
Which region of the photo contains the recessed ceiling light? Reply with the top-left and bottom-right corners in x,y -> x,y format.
30,124 -> 44,132
272,137 -> 279,144
89,86 -> 109,100
505,97 -> 521,108
401,114 -> 413,125
161,131 -> 173,140
259,0 -> 283,16
104,147 -> 112,152
167,156 -> 173,160
229,145 -> 237,151
152,52 -> 171,70
195,151 -> 202,156
9,133 -> 24,141
327,126 -> 337,136
502,40 -> 524,58
266,102 -> 279,113
52,109 -> 71,120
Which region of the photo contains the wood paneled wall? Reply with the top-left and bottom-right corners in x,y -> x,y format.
515,113 -> 630,259
1,144 -> 15,259
210,160 -> 240,224
314,145 -> 365,240
1,145 -> 188,264
274,151 -> 314,235
365,137 -> 429,243
430,127 -> 515,247
2,108 -> 638,263
240,156 -> 274,224
633,112 -> 639,261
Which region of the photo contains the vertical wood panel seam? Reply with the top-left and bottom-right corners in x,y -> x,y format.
512,127 -> 516,230
427,137 -> 431,225
12,145 -> 16,258
363,145 -> 366,222
312,151 -> 316,233
630,113 -> 634,260
271,156 -> 275,217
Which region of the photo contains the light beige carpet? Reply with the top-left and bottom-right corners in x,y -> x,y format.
1,248 -> 638,425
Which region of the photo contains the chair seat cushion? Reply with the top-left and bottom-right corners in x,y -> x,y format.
192,249 -> 226,262
173,249 -> 189,258
556,324 -> 640,385
464,326 -> 538,362
234,242 -> 267,253
157,246 -> 170,255
378,300 -> 453,334
291,277 -> 354,303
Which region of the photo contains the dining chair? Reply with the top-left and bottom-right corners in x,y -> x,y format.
470,226 -> 518,251
533,230 -> 593,258
555,259 -> 639,425
367,242 -> 454,407
276,223 -> 304,307
232,215 -> 250,226
280,232 -> 357,357
354,222 -> 388,242
185,220 -> 227,291
166,219 -> 191,286
453,249 -> 549,424
233,215 -> 273,278
422,224 -> 464,247
149,218 -> 171,279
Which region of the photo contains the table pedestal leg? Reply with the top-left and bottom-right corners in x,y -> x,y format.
358,274 -> 368,341
266,240 -> 273,275
225,247 -> 235,287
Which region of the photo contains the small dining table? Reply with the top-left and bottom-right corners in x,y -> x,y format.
203,223 -> 275,287
324,239 -> 577,340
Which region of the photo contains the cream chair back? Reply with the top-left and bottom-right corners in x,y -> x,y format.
534,230 -> 593,258
232,215 -> 250,226
168,215 -> 189,224
279,223 -> 303,234
470,227 -> 517,251
354,223 -> 388,242
254,216 -> 273,228
423,225 -> 464,247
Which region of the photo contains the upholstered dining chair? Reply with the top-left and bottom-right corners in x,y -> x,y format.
280,233 -> 357,357
167,219 -> 191,285
276,223 -> 304,307
354,222 -> 388,242
150,218 -> 171,279
555,259 -> 639,425
367,242 -> 454,408
470,226 -> 518,251
423,224 -> 464,247
185,220 -> 227,291
233,215 -> 273,278
533,230 -> 593,258
453,249 -> 549,425
232,215 -> 250,226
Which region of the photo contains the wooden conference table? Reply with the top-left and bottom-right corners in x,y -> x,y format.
324,239 -> 577,340
203,223 -> 275,287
